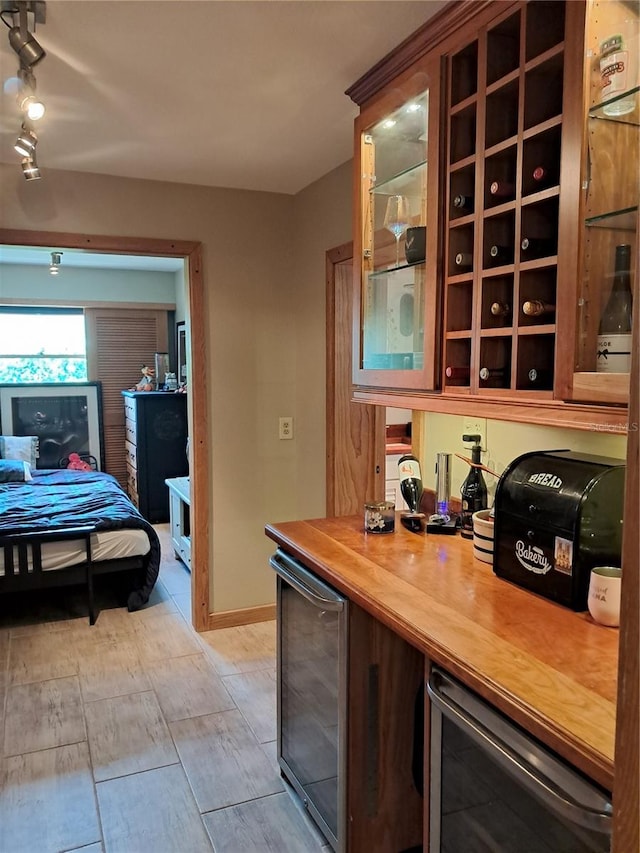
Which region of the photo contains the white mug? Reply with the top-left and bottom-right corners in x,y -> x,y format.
588,567 -> 622,627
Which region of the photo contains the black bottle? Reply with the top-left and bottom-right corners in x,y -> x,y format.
460,438 -> 488,540
597,244 -> 633,374
489,244 -> 513,266
453,194 -> 473,211
454,251 -> 473,270
398,454 -> 424,515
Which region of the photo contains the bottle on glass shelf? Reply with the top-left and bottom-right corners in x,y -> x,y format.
489,244 -> 513,265
490,301 -> 511,317
489,180 -> 515,200
445,365 -> 470,380
521,236 -> 555,258
479,366 -> 507,382
453,194 -> 473,212
597,244 -> 633,373
522,299 -> 556,319
398,454 -> 424,517
454,251 -> 473,271
460,435 -> 488,540
599,22 -> 637,116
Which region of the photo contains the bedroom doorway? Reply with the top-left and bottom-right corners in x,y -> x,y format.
0,228 -> 210,633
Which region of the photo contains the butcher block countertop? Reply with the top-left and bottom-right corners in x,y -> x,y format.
265,514 -> 619,791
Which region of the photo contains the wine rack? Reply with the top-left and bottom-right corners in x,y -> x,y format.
443,1 -> 565,396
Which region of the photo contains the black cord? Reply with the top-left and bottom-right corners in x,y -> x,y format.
1,8 -> 18,28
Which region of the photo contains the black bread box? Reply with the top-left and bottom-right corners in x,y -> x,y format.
493,450 -> 625,610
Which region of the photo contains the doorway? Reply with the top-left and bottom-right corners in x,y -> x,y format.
0,228 -> 210,632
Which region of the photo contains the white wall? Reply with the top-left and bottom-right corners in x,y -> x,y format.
1,162 -> 302,613
419,413 -> 627,508
0,263 -> 177,304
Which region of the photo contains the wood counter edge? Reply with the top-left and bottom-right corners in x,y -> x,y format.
265,520 -> 615,791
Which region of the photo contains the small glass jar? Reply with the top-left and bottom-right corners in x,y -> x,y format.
364,501 -> 395,533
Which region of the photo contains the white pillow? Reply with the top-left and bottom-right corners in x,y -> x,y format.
0,435 -> 39,468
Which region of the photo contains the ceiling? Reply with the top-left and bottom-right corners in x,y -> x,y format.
0,0 -> 448,197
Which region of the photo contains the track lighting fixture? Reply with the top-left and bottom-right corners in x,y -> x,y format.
17,68 -> 44,119
14,124 -> 37,156
8,18 -> 44,65
17,90 -> 45,119
49,251 -> 62,274
4,1 -> 45,65
21,155 -> 40,180
2,1 -> 48,179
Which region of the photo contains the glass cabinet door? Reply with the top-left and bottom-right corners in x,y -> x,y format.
353,57 -> 441,390
573,0 -> 638,405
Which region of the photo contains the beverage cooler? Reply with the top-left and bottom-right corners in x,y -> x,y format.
493,450 -> 625,610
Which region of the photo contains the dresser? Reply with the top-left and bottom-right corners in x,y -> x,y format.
122,391 -> 188,523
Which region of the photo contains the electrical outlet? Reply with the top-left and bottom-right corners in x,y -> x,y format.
462,417 -> 487,452
279,416 -> 294,440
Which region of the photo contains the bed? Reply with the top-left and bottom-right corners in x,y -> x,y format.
0,467 -> 161,624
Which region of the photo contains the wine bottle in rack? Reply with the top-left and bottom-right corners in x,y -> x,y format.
445,365 -> 470,380
454,251 -> 473,270
489,180 -> 515,200
531,165 -> 559,188
453,194 -> 473,211
490,301 -> 511,317
479,366 -> 507,382
597,244 -> 633,373
489,244 -> 513,265
521,236 -> 555,258
527,367 -> 552,385
522,299 -> 555,319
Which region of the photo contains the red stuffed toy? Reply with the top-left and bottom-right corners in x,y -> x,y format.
67,452 -> 92,471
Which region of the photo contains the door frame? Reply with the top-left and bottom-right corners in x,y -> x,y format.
326,240 -> 385,515
0,228 -> 210,632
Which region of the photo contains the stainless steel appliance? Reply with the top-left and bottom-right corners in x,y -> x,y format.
270,548 -> 348,852
493,450 -> 625,609
427,667 -> 612,852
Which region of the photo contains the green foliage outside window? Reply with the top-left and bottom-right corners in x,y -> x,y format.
0,358 -> 88,384
0,310 -> 87,384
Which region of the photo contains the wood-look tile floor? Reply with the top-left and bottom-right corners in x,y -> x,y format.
0,525 -> 330,853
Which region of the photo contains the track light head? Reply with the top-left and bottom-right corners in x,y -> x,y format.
49,250 -> 62,272
21,155 -> 40,180
14,124 -> 37,156
17,90 -> 45,120
8,23 -> 45,66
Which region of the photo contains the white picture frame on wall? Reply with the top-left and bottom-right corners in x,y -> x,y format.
0,382 -> 104,470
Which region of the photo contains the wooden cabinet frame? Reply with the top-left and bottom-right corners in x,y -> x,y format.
352,53 -> 443,391
349,0 -> 631,432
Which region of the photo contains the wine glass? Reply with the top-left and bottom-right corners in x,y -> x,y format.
383,195 -> 411,267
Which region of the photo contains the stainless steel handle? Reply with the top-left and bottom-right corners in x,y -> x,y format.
270,551 -> 345,612
427,672 -> 612,834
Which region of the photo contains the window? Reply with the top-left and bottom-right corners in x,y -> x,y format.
0,308 -> 87,383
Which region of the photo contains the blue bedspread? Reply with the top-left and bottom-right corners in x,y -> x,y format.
0,469 -> 160,610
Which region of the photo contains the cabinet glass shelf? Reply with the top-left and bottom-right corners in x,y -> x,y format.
371,161 -> 427,197
585,205 -> 638,230
589,86 -> 640,126
368,260 -> 425,279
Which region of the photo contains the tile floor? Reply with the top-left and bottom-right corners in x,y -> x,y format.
0,525 -> 330,853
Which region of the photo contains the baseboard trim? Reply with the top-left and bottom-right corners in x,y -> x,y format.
207,604 -> 276,630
